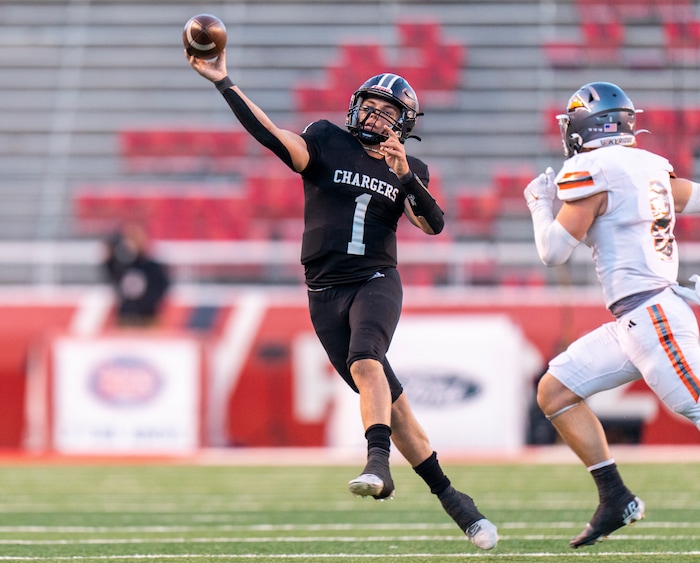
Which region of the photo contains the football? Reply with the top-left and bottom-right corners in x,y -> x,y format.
182,14 -> 227,59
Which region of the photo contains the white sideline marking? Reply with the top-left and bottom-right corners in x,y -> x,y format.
1,534 -> 700,545
2,533 -> 700,544
1,551 -> 700,560
0,535 -> 488,545
0,521 -> 698,533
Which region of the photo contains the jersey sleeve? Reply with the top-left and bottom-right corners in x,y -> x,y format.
300,120 -> 325,169
555,154 -> 607,202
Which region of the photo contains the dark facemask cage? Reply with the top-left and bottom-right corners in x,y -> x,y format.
346,73 -> 421,145
347,98 -> 407,145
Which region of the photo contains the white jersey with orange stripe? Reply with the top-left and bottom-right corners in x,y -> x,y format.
554,145 -> 677,309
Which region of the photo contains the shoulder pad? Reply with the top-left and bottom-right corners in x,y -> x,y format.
556,155 -> 605,201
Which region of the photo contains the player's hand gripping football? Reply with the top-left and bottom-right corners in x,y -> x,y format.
524,166 -> 556,207
186,48 -> 228,84
380,126 -> 410,179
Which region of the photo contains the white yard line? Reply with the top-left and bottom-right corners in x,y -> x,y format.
1,550 -> 700,560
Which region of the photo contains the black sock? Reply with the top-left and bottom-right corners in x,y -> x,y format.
413,451 -> 451,496
591,463 -> 632,504
365,423 -> 391,456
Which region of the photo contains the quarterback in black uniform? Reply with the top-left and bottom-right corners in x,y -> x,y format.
187,50 -> 498,550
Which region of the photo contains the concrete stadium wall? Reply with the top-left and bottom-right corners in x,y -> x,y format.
2,285 -> 698,452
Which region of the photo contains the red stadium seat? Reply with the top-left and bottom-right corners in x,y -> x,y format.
246,175 -> 304,220
294,21 -> 464,115
684,109 -> 700,134
120,129 -> 248,158
73,186 -> 252,241
295,43 -> 386,115
119,129 -> 249,173
656,0 -> 693,23
295,74 -> 351,114
452,190 -> 499,239
492,166 -> 536,216
397,21 -> 442,48
664,19 -> 700,63
581,20 -> 624,65
73,190 -> 134,233
547,2 -> 624,68
500,268 -> 547,287
635,107 -> 697,177
674,214 -> 700,241
337,44 -> 386,84
543,41 -> 585,70
603,0 -> 653,21
395,21 -> 466,92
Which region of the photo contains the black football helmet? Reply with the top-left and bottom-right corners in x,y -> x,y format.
346,73 -> 421,145
557,82 -> 641,158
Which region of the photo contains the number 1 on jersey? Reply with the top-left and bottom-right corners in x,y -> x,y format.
347,193 -> 371,255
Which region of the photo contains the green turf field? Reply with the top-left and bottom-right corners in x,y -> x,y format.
0,459 -> 698,562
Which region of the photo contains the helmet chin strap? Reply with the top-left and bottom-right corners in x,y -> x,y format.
363,145 -> 386,157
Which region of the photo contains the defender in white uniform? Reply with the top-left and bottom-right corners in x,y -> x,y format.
524,82 -> 700,549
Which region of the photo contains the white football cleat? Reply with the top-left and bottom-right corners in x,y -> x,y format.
466,518 -> 499,550
348,473 -> 395,501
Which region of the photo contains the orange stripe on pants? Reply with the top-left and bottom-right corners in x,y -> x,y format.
648,304 -> 700,402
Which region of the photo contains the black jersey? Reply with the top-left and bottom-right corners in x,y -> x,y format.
299,120 -> 429,288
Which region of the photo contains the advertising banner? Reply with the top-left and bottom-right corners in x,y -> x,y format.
308,314 -> 542,451
51,335 -> 204,453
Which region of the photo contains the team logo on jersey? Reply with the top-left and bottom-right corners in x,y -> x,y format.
333,169 -> 399,201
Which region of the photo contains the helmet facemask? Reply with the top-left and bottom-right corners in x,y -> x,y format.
347,95 -> 409,145
346,73 -> 421,146
557,113 -> 583,159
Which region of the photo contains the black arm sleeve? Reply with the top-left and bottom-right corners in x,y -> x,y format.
401,172 -> 445,234
215,77 -> 295,170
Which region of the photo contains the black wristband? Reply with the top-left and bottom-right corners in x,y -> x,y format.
400,172 -> 445,234
215,76 -> 234,93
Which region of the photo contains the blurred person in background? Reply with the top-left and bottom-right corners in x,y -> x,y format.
104,222 -> 170,327
524,81 -> 700,548
185,48 -> 498,550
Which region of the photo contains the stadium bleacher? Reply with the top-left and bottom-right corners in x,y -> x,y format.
1,0 -> 700,286
4,0 -> 700,452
